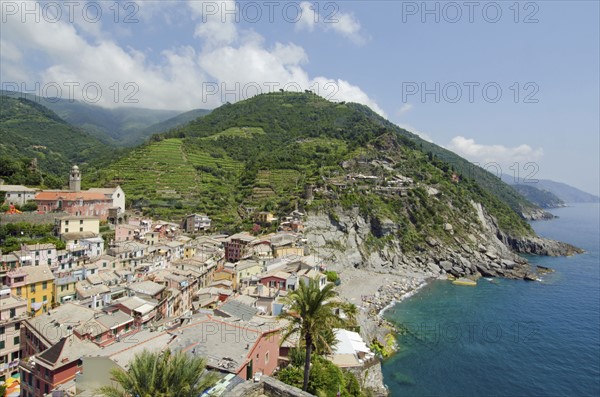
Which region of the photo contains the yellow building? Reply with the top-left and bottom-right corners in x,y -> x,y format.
6,264 -> 55,316
234,259 -> 263,282
184,244 -> 197,259
55,216 -> 100,236
54,275 -> 77,305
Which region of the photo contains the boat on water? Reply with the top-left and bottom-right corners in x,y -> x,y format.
452,277 -> 477,286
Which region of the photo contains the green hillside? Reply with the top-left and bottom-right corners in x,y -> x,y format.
92,92 -> 535,241
0,96 -> 117,187
511,184 -> 565,209
0,91 -> 209,146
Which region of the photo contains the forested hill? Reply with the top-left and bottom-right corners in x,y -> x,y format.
92,92 -> 538,240
0,96 -> 117,187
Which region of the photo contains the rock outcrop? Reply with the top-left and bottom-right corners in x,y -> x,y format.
304,201 -> 582,281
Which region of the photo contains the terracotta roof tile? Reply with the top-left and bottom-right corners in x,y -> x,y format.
35,191 -> 109,201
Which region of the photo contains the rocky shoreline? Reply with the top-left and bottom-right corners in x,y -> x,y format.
305,204 -> 583,396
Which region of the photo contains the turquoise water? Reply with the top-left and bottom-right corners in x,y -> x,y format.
382,203 -> 600,396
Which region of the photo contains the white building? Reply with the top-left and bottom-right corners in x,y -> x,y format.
0,184 -> 37,206
88,186 -> 126,213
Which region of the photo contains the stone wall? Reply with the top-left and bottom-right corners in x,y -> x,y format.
0,212 -> 68,225
229,376 -> 316,397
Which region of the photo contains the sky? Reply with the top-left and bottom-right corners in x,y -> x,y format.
1,0 -> 598,195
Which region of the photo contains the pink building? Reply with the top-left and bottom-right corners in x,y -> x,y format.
114,224 -> 139,242
35,191 -> 113,220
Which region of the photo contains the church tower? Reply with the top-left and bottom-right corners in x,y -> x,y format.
69,165 -> 81,192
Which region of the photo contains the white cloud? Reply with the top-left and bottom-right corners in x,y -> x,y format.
297,1 -> 367,44
447,136 -> 544,168
0,0 -> 382,115
190,0 -> 238,48
396,103 -> 413,117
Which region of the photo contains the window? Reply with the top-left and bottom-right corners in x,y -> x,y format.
9,308 -> 16,318
80,227 -> 83,232
11,351 -> 19,361
0,326 -> 5,335
15,323 -> 20,331
47,250 -> 51,255
14,336 -> 19,345
35,251 -> 39,257
30,285 -> 35,293
65,228 -> 69,233
30,298 -> 35,305
47,258 -> 51,265
0,341 -> 4,349
80,220 -> 83,224
42,281 -> 47,290
42,295 -> 47,302
65,220 -> 69,225
16,287 -> 21,296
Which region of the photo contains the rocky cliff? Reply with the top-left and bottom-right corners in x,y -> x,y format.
304,201 -> 582,281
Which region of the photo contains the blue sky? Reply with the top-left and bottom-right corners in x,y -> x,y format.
1,1 -> 598,195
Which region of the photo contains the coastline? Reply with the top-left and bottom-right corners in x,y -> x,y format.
376,278 -> 432,317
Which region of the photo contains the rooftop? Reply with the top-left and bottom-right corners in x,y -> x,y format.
0,294 -> 27,312
215,300 -> 258,321
26,303 -> 97,344
227,232 -> 256,243
128,280 -> 166,296
22,243 -> 56,251
114,296 -> 156,311
36,335 -> 101,370
0,184 -> 37,192
88,187 -> 119,194
35,191 -> 109,201
56,215 -> 101,221
19,264 -> 55,283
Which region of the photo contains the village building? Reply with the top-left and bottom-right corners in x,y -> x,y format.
55,216 -> 100,236
34,166 -> 125,221
0,288 -> 27,382
0,184 -> 37,206
5,264 -> 54,316
224,232 -> 256,262
181,213 -> 212,233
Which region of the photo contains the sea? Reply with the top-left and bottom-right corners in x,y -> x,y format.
382,203 -> 600,397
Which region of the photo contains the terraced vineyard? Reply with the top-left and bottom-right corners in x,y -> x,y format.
255,169 -> 304,195
104,139 -> 197,198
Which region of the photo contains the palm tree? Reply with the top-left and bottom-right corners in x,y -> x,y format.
279,277 -> 344,391
97,349 -> 217,397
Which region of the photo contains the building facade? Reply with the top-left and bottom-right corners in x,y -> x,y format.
0,288 -> 27,383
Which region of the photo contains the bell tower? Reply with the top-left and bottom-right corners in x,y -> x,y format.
69,165 -> 81,192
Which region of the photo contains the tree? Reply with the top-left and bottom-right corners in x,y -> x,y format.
97,349 -> 217,397
279,277 -> 344,391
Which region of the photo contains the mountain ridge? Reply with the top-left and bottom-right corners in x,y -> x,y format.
501,173 -> 600,204
92,92 -> 542,243
0,90 -> 209,146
